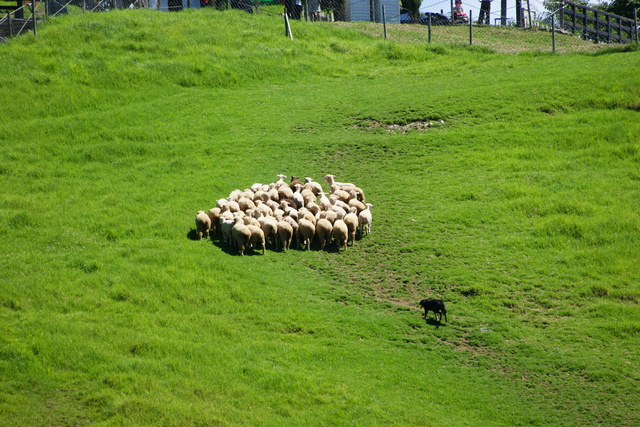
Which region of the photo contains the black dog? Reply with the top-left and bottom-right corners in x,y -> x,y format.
419,299 -> 448,322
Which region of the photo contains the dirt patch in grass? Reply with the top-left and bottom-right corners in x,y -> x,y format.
351,119 -> 444,134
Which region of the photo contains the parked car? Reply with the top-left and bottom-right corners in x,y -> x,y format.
400,12 -> 451,25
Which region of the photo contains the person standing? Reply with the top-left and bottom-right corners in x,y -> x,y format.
478,0 -> 491,24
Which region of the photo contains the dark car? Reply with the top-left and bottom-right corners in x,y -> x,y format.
400,12 -> 451,25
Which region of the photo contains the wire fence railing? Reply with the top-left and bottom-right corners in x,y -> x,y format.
1,0 -> 638,47
1,3 -> 39,40
0,0 -> 154,41
396,0 -> 638,48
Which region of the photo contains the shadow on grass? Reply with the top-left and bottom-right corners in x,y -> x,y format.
205,235 -> 270,256
187,229 -> 200,241
424,317 -> 446,328
187,229 -> 353,256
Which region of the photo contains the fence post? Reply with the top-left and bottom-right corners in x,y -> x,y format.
428,12 -> 431,43
551,13 -> 556,53
618,15 -> 623,41
382,5 -> 387,39
32,0 -> 37,37
469,10 -> 473,45
633,8 -> 638,43
582,3 -> 587,40
284,12 -> 293,39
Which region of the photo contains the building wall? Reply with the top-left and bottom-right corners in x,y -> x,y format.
344,0 -> 399,23
344,0 -> 370,22
373,0 -> 400,23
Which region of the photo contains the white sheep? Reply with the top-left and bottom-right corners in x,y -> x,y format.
301,186 -> 317,206
298,207 -> 317,226
216,198 -> 229,210
297,218 -> 315,250
228,189 -> 243,202
283,216 -> 299,248
306,202 -> 321,216
259,215 -> 278,250
304,177 -> 324,195
238,196 -> 256,212
324,210 -> 338,224
280,202 -> 299,221
343,210 -> 359,246
325,176 -> 365,202
265,199 -> 280,213
241,189 -> 255,201
277,184 -> 294,200
329,185 -> 351,203
358,203 -> 373,237
253,189 -> 270,203
332,217 -> 348,252
273,208 -> 285,221
315,218 -> 333,251
195,211 -> 211,240
231,214 -> 252,255
226,200 -> 241,213
247,225 -> 266,255
277,220 -> 293,252
267,183 -> 280,201
243,215 -> 260,228
323,174 -> 355,189
348,196 -> 366,214
220,209 -> 234,222
319,192 -> 331,211
220,216 -> 234,244
330,195 -> 350,212
292,184 -> 305,209
208,207 -> 222,239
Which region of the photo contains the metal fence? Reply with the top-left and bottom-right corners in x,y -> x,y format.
395,0 -> 638,48
1,3 -> 38,40
1,0 -> 638,45
0,0 -> 256,41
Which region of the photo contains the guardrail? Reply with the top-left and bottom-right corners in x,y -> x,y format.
559,0 -> 638,43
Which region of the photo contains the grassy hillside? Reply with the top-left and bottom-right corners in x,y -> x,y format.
1,9 -> 639,426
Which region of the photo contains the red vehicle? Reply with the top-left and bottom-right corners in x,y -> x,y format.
453,0 -> 469,23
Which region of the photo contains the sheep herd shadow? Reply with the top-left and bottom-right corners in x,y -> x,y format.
187,228 -> 359,255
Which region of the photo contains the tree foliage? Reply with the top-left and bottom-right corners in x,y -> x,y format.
401,0 -> 422,20
546,0 -> 637,19
543,0 -> 589,13
601,0 -> 639,19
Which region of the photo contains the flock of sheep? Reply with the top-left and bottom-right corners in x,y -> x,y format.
195,174 -> 373,255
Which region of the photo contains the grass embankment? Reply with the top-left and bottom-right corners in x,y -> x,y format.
1,9 -> 639,426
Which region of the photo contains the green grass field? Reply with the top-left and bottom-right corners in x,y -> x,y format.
1,8 -> 639,426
